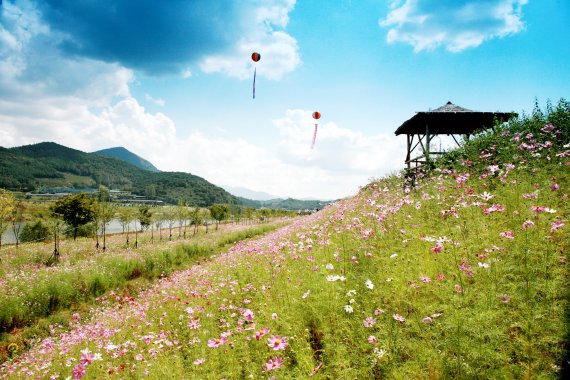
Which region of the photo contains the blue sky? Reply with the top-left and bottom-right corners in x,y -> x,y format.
1,0 -> 568,200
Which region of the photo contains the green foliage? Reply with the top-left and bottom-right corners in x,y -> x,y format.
20,220 -> 50,243
138,206 -> 152,231
50,193 -> 95,240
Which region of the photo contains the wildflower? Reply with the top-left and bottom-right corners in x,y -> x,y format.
255,328 -> 270,340
521,220 -> 535,230
420,276 -> 432,283
272,313 -> 278,320
242,309 -> 254,323
267,335 -> 288,351
542,124 -> 555,132
365,279 -> 374,289
431,243 -> 443,253
325,263 -> 334,270
344,305 -> 354,313
79,348 -> 95,365
499,231 -> 515,239
436,273 -> 445,280
390,253 -> 398,259
72,364 -> 86,380
522,192 -> 539,199
373,347 -> 387,358
193,358 -> 206,365
499,294 -> 511,303
363,317 -> 377,327
264,356 -> 284,372
478,262 -> 490,269
392,314 -> 405,323
386,278 -> 393,282
454,284 -> 463,293
550,183 -> 560,191
422,317 -> 433,323
302,290 -> 311,299
187,319 -> 201,330
207,335 -> 228,348
374,308 -> 384,315
551,220 -> 565,232
368,335 -> 378,344
135,354 -> 143,361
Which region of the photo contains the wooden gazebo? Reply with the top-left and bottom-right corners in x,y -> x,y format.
394,101 -> 516,177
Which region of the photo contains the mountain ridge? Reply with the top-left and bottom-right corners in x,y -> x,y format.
93,147 -> 160,172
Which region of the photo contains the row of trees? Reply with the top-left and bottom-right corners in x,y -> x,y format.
1,188 -> 293,263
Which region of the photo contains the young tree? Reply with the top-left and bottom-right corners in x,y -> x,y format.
47,213 -> 64,264
163,206 -> 177,240
189,207 -> 203,236
10,199 -> 25,247
0,189 -> 15,249
118,207 -> 136,246
50,193 -> 95,240
134,206 -> 152,248
153,210 -> 164,242
97,201 -> 116,251
209,204 -> 229,230
176,200 -> 187,238
201,208 -> 211,234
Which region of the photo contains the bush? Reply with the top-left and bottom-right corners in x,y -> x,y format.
20,220 -> 49,243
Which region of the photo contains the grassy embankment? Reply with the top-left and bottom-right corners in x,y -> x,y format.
0,219 -> 288,361
1,100 -> 568,379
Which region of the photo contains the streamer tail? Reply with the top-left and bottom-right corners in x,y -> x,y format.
253,67 -> 256,99
311,123 -> 318,149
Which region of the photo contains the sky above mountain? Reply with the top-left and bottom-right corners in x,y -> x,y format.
1,0 -> 568,199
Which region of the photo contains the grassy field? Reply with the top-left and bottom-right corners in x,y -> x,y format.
0,219 -> 289,361
0,100 -> 568,379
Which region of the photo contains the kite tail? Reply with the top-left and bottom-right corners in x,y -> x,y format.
311,123 -> 318,149
253,67 -> 256,99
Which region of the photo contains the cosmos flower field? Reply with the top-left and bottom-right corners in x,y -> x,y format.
1,101 -> 569,378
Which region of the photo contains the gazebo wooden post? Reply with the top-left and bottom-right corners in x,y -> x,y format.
425,123 -> 430,164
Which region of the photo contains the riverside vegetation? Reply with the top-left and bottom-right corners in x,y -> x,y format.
0,99 -> 569,378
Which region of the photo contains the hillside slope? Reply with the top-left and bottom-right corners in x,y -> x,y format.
1,100 -> 568,378
0,142 -> 237,206
93,147 -> 160,172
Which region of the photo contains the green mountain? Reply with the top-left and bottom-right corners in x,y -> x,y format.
237,196 -> 334,211
0,142 -> 237,206
93,147 -> 160,172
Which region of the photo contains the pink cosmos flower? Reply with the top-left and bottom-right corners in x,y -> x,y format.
187,319 -> 201,330
541,124 -> 555,132
363,317 -> 376,327
551,220 -> 565,232
135,354 -> 143,361
431,243 -> 443,254
436,273 -> 445,280
79,349 -> 95,365
267,335 -> 288,351
264,356 -> 284,372
207,335 -> 228,348
521,220 -> 535,230
392,314 -> 405,323
420,276 -> 432,283
368,335 -> 378,344
422,317 -> 433,323
242,309 -> 254,323
374,308 -> 384,316
302,290 -> 311,299
454,284 -> 463,293
193,358 -> 206,365
499,231 -> 515,239
72,364 -> 86,380
255,327 -> 270,340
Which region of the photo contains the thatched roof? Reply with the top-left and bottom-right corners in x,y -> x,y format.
394,101 -> 517,136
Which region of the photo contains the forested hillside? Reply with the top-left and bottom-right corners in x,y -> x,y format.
0,142 -> 237,206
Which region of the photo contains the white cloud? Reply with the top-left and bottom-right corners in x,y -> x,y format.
200,0 -> 301,80
380,0 -> 528,52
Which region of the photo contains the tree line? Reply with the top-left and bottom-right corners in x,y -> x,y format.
0,187 -> 296,263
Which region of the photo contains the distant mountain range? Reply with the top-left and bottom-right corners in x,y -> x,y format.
220,185 -> 280,201
0,142 -> 334,209
94,147 -> 160,172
